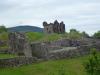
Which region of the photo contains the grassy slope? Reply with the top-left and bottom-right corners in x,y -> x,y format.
0,32 -> 9,49
0,32 -> 8,41
0,32 -> 67,42
26,32 -> 44,42
26,32 -> 62,42
0,54 -> 17,59
0,56 -> 89,75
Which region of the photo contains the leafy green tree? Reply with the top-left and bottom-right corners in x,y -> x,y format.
84,48 -> 100,75
81,31 -> 89,38
0,25 -> 7,33
93,31 -> 100,39
68,29 -> 82,39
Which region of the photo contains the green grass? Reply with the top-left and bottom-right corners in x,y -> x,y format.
26,32 -> 82,42
39,33 -> 62,42
0,55 -> 91,75
0,52 -> 99,75
0,32 -> 82,42
0,54 -> 17,59
0,32 -> 8,41
26,32 -> 44,42
0,45 -> 9,50
26,32 -> 62,42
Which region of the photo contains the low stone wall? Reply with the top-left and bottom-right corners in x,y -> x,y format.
31,42 -> 62,58
48,45 -> 91,60
44,39 -> 82,47
0,45 -> 99,68
0,57 -> 37,68
0,49 -> 10,54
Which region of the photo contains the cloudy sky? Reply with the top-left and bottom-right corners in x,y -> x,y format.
0,0 -> 100,35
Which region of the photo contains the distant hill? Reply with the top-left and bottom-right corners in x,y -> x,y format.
8,25 -> 43,32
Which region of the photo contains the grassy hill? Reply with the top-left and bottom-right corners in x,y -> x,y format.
26,32 -> 44,42
26,32 -> 64,42
8,25 -> 43,32
0,54 -> 97,75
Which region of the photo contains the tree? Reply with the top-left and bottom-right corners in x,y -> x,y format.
81,31 -> 89,38
68,29 -> 82,39
84,48 -> 100,75
93,31 -> 100,39
0,25 -> 7,33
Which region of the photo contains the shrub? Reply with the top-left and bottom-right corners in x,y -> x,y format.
84,48 -> 100,75
93,31 -> 100,39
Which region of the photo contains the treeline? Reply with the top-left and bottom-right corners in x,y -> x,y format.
0,25 -> 100,40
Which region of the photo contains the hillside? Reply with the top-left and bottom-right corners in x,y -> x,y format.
8,25 -> 43,32
26,32 -> 64,42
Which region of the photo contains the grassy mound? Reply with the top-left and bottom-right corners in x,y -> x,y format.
26,32 -> 63,42
0,32 -> 82,42
26,32 -> 44,42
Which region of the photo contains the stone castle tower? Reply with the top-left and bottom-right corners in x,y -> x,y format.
43,20 -> 65,34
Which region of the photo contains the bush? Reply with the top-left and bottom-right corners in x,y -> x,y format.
0,26 -> 7,33
68,29 -> 82,39
93,31 -> 100,39
84,48 -> 100,75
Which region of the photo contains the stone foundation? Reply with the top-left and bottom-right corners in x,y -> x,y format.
48,45 -> 91,60
0,57 -> 37,68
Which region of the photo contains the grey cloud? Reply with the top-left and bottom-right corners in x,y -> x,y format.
0,0 -> 100,35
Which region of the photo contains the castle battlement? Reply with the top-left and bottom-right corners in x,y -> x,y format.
43,20 -> 65,34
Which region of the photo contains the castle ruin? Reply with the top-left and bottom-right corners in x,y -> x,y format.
8,32 -> 32,57
43,20 -> 65,34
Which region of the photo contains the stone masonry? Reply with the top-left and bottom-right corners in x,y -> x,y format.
43,20 -> 65,34
8,32 -> 32,57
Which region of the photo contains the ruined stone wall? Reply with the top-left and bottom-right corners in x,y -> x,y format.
30,38 -> 100,60
31,43 -> 49,58
8,32 -> 100,61
8,32 -> 32,57
30,39 -> 84,58
46,39 -> 82,47
0,46 -> 94,68
48,45 -> 91,60
0,57 -> 37,68
0,49 -> 10,54
43,20 -> 65,34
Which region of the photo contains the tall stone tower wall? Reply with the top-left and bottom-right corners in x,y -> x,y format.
8,32 -> 32,57
43,20 -> 65,34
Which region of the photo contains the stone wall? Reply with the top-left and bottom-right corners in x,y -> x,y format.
31,43 -> 48,58
0,57 -> 37,68
0,49 -> 10,54
48,45 -> 91,60
48,39 -> 81,47
8,32 -> 100,60
30,39 -> 94,58
43,20 -> 65,34
8,32 -> 32,57
30,42 -> 63,58
0,45 -> 99,68
0,46 -> 91,68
